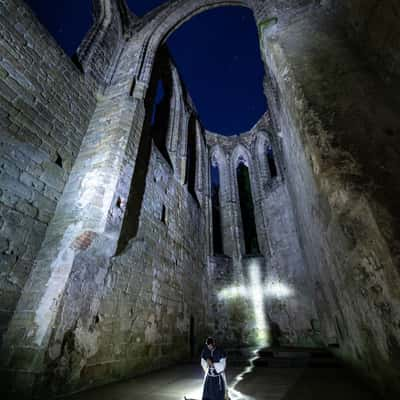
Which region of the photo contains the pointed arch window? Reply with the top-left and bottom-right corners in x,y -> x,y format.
210,161 -> 223,255
267,145 -> 278,178
237,160 -> 260,255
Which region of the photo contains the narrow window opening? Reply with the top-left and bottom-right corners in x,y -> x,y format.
267,145 -> 278,178
151,80 -> 165,125
237,161 -> 260,255
129,77 -> 137,97
150,61 -> 173,167
185,116 -> 198,203
161,205 -> 167,224
55,152 -> 63,168
211,163 -> 223,256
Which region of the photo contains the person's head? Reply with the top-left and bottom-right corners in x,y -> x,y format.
206,337 -> 215,350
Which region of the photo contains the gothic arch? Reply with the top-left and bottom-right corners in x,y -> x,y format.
253,131 -> 280,181
209,145 -> 231,255
231,143 -> 253,172
231,144 -> 263,255
209,144 -> 229,204
133,0 -> 251,85
230,144 -> 256,210
210,145 -> 228,172
78,0 -> 131,83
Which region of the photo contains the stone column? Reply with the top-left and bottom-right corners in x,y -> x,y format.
229,154 -> 246,259
165,65 -> 185,173
247,146 -> 271,257
211,153 -> 236,259
259,4 -> 400,395
249,134 -> 271,258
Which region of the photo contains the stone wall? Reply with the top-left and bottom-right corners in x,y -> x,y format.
1,0 -> 400,398
77,0 -> 134,88
261,4 -> 400,397
206,122 -> 318,348
39,145 -> 209,394
0,0 -> 98,343
330,0 -> 400,85
0,12 -> 212,394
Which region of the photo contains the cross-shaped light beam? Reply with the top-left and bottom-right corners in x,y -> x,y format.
217,261 -> 294,347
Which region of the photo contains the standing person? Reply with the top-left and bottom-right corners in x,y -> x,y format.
201,337 -> 229,400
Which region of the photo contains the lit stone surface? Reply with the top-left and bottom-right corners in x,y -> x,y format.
0,0 -> 400,399
67,349 -> 381,400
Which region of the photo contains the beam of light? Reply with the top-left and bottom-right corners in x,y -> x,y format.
217,285 -> 248,300
248,262 -> 269,347
184,352 -> 259,400
217,264 -> 296,347
228,349 -> 259,400
265,281 -> 294,299
184,384 -> 204,399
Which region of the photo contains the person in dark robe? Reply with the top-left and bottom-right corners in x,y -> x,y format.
201,337 -> 229,400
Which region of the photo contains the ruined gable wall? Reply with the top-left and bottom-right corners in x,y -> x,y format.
261,4 -> 400,397
0,0 -> 99,343
206,120 -> 318,347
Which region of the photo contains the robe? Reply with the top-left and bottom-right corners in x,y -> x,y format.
201,346 -> 228,400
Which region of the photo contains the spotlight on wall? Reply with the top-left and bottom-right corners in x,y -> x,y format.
218,285 -> 248,300
265,281 -> 294,299
216,261 -> 295,347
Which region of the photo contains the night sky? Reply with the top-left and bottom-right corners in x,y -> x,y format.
25,0 -> 266,135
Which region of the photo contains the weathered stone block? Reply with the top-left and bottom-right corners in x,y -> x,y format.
15,199 -> 37,218
39,161 -> 65,192
1,172 -> 31,199
20,172 -> 45,192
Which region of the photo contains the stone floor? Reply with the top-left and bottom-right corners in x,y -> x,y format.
68,349 -> 382,400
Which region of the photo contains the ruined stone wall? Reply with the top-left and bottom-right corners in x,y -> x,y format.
0,6 -> 213,392
328,0 -> 400,85
2,0 -> 400,398
77,0 -> 133,88
0,0 -> 98,343
261,4 -> 400,397
39,145 -> 209,394
206,122 -> 318,348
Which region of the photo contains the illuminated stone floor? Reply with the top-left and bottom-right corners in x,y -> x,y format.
68,357 -> 381,400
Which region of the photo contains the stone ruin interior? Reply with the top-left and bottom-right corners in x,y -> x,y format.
0,0 -> 400,399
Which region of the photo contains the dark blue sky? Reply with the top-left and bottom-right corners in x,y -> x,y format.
25,0 -> 266,134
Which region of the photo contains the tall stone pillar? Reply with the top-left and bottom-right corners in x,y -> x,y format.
228,154 -> 245,259
211,152 -> 236,259
259,4 -> 400,395
248,148 -> 271,257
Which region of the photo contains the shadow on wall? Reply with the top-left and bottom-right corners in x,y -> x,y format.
116,49 -> 172,253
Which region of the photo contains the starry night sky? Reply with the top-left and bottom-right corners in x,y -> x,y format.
24,0 -> 266,135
